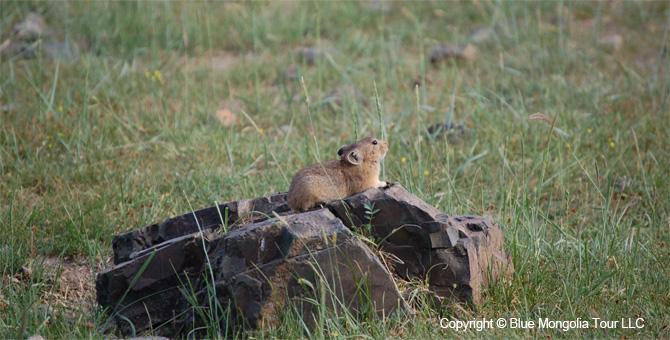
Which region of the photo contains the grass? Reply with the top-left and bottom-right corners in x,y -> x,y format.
1,0 -> 669,338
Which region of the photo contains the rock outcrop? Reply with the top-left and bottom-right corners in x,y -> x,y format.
97,183 -> 511,336
326,183 -> 512,303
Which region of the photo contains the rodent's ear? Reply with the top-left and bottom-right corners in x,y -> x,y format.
346,150 -> 361,165
337,146 -> 346,157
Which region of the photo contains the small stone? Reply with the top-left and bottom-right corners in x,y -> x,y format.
213,108 -> 237,126
430,44 -> 477,64
550,15 -> 566,29
427,122 -> 473,144
279,65 -> 298,80
468,26 -> 493,43
26,335 -> 45,340
14,13 -> 49,41
278,124 -> 296,135
293,47 -> 337,64
598,34 -> 623,51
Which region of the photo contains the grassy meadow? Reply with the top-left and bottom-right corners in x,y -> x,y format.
1,0 -> 669,338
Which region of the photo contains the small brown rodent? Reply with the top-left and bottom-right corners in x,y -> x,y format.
288,137 -> 389,211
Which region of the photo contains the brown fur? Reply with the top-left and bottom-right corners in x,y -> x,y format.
288,137 -> 388,211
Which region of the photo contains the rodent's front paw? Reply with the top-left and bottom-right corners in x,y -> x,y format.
377,181 -> 388,188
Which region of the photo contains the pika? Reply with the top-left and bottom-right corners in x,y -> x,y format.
288,137 -> 389,211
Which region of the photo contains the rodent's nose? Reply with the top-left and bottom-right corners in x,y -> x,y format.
381,142 -> 388,153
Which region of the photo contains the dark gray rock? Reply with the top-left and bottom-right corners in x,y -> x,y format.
97,231 -> 216,335
326,183 -> 512,304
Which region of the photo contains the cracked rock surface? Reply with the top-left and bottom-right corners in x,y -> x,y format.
326,183 -> 512,303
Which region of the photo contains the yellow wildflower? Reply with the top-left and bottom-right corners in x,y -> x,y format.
610,141 -> 615,148
587,128 -> 592,133
424,170 -> 429,176
401,157 -> 406,163
154,70 -> 164,84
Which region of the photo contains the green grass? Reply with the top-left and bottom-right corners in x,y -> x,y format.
1,0 -> 669,338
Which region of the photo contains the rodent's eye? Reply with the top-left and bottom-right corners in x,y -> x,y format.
372,140 -> 378,145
